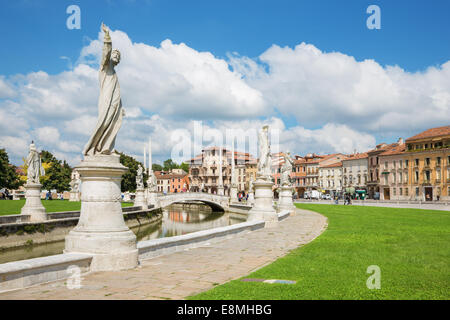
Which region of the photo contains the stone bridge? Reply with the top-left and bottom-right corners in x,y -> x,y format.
157,192 -> 230,211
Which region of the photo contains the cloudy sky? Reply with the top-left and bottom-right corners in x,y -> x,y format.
0,0 -> 449,166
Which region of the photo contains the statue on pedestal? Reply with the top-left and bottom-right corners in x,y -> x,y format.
136,165 -> 144,189
281,152 -> 294,186
257,125 -> 272,181
147,171 -> 157,192
26,141 -> 45,184
83,23 -> 125,156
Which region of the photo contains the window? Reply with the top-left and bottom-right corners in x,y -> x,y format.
426,158 -> 430,166
384,161 -> 388,169
415,187 -> 419,196
393,188 -> 396,196
437,157 -> 441,165
405,188 -> 408,195
405,159 -> 409,167
399,188 -> 403,196
415,159 -> 419,166
399,160 -> 403,168
415,171 -> 419,183
425,171 -> 430,181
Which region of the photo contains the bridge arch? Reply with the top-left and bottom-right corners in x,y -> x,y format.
157,192 -> 229,212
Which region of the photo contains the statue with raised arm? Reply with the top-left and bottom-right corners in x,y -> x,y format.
257,125 -> 272,181
26,141 -> 45,184
281,152 -> 294,186
136,165 -> 144,189
83,23 -> 125,156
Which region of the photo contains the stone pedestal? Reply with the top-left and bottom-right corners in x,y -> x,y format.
147,190 -> 159,208
248,192 -> 255,206
277,185 -> 296,214
247,179 -> 278,227
69,191 -> 80,202
134,187 -> 147,210
64,155 -> 138,272
230,186 -> 238,203
20,183 -> 47,222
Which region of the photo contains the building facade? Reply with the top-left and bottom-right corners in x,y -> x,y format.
188,147 -> 255,195
403,126 -> 450,201
342,153 -> 369,192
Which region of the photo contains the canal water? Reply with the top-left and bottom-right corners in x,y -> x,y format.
0,205 -> 245,264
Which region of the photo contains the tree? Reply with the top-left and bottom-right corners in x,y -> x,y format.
163,159 -> 179,171
0,149 -> 23,190
119,152 -> 147,192
180,162 -> 189,173
39,150 -> 72,192
152,163 -> 163,172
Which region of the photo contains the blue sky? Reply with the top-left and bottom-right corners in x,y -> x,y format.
1,0 -> 449,75
0,0 -> 449,165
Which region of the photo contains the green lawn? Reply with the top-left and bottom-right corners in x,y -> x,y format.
190,203 -> 450,300
0,200 -> 134,215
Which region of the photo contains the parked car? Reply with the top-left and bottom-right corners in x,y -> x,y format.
323,194 -> 331,200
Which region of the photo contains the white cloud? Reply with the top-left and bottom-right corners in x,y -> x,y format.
229,43 -> 450,133
0,29 -> 448,167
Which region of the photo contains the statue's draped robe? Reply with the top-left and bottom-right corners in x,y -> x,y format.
257,130 -> 271,179
26,149 -> 44,184
83,39 -> 123,156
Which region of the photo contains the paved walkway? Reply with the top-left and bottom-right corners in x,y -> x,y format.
0,209 -> 327,300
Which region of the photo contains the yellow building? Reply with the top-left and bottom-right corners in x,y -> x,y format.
404,126 -> 450,201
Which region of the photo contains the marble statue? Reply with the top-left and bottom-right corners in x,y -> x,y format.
249,177 -> 254,193
136,165 -> 144,189
281,152 -> 294,186
26,141 -> 45,184
257,125 -> 272,180
147,171 -> 157,192
70,177 -> 80,192
83,23 -> 125,156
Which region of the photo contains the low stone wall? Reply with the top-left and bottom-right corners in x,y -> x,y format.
0,253 -> 93,293
227,203 -> 252,215
0,205 -> 141,225
0,208 -> 162,250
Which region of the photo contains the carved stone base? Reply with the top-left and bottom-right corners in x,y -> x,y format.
147,190 -> 159,208
64,154 -> 138,271
247,179 -> 278,227
230,186 -> 238,203
20,183 -> 47,222
134,187 -> 147,209
248,192 -> 255,206
69,191 -> 80,202
277,185 -> 296,214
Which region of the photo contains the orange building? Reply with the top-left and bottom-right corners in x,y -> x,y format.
403,126 -> 450,201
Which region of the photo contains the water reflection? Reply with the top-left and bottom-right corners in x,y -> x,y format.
0,205 -> 245,264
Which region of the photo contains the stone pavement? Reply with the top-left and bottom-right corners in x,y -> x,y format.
0,209 -> 327,300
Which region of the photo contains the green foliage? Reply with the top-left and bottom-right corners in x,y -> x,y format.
40,150 -> 72,192
0,149 -> 23,190
163,159 -> 178,171
180,162 -> 190,173
152,163 -> 163,172
119,152 -> 147,192
191,204 -> 450,300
